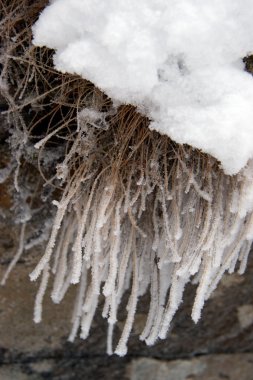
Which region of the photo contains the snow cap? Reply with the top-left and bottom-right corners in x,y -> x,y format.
33,0 -> 253,174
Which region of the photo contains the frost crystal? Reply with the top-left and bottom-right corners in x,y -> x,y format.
29,109 -> 253,356
1,0 -> 253,358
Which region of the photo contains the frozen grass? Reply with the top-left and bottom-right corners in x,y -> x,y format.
30,107 -> 253,355
1,0 -> 253,356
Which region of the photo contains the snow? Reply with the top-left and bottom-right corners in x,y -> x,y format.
33,0 -> 253,175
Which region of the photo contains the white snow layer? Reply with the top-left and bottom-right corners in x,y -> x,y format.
33,0 -> 253,175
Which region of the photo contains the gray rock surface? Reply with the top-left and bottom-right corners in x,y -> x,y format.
128,354 -> 253,380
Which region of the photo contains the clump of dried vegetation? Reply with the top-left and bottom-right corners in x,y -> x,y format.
1,0 -> 253,356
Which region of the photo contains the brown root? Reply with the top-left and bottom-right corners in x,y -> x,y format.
1,0 -> 253,357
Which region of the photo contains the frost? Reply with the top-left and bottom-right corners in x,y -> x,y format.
2,0 -> 252,357
77,108 -> 109,132
0,224 -> 26,286
28,113 -> 253,355
0,163 -> 13,184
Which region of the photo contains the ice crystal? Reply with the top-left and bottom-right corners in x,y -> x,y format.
28,108 -> 253,356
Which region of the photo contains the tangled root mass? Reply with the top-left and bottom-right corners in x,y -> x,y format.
1,0 -> 253,356
29,106 -> 253,356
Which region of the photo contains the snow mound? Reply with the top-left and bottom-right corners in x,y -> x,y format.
33,0 -> 253,174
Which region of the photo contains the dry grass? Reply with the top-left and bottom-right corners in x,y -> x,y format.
1,0 -> 253,356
